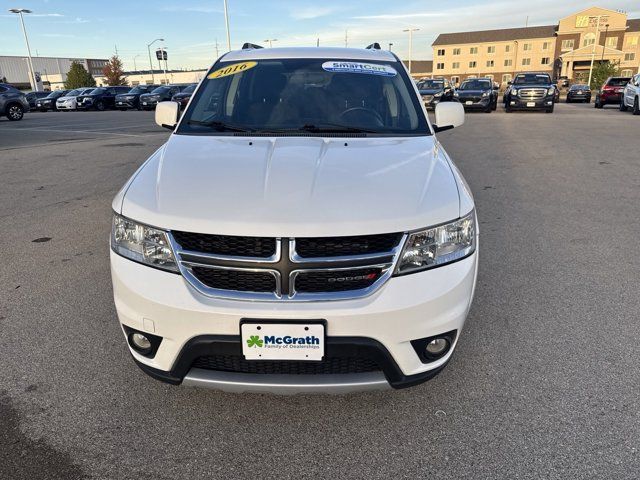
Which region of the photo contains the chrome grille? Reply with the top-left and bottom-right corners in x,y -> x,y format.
169,233 -> 405,302
518,88 -> 546,100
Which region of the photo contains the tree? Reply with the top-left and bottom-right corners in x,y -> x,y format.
102,55 -> 127,86
589,60 -> 620,90
64,61 -> 96,89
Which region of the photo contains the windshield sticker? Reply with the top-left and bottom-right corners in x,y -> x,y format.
322,61 -> 397,77
208,61 -> 257,79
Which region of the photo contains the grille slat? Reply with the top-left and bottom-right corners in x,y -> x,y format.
172,231 -> 276,258
191,266 -> 276,293
295,233 -> 402,258
192,354 -> 380,375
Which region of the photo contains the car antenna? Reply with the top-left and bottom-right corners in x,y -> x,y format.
242,42 -> 264,50
365,43 -> 381,50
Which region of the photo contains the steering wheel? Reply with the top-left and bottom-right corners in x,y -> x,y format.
339,107 -> 383,127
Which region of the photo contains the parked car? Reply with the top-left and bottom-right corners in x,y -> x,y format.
619,73 -> 640,115
35,89 -> 69,111
25,91 -> 50,109
453,78 -> 497,112
76,86 -> 132,111
416,78 -> 455,109
139,85 -> 188,110
594,77 -> 630,108
115,84 -> 159,110
56,88 -> 95,111
171,83 -> 198,110
0,83 -> 30,121
566,84 -> 591,103
504,72 -> 555,113
111,46 -> 476,394
552,84 -> 560,103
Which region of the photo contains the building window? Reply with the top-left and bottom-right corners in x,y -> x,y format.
451,76 -> 460,85
522,58 -> 531,66
561,39 -> 575,50
469,61 -> 477,68
624,53 -> 636,61
541,57 -> 550,65
453,48 -> 461,55
452,62 -> 460,69
523,43 -> 532,51
485,75 -> 494,81
436,62 -> 445,70
505,44 -> 511,53
628,37 -> 638,47
606,37 -> 617,47
583,33 -> 596,47
504,59 -> 513,67
621,69 -> 633,77
502,74 -> 512,84
486,60 -> 494,67
437,49 -> 445,56
470,47 -> 478,54
487,46 -> 495,54
542,42 -> 550,50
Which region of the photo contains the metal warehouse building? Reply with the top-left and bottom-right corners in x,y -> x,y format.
0,55 -> 108,90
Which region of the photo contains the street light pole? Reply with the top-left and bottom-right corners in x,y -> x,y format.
600,24 -> 609,62
133,54 -> 140,72
263,39 -> 277,48
161,43 -> 168,84
147,38 -> 164,84
403,28 -> 419,74
388,43 -> 393,52
223,0 -> 231,52
9,8 -> 38,91
587,15 -> 604,88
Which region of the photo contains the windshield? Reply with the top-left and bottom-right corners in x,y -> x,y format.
178,58 -> 427,135
46,91 -> 66,99
82,88 -> 94,95
182,84 -> 197,94
129,86 -> 152,94
607,78 -> 629,86
513,74 -> 551,85
91,88 -> 106,95
459,79 -> 491,90
570,84 -> 587,90
417,79 -> 444,90
151,86 -> 170,94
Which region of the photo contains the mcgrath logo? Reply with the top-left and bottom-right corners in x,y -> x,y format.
246,335 -> 263,348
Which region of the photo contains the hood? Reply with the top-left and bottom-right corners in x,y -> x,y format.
118,135 -> 461,237
457,89 -> 489,96
418,88 -> 442,95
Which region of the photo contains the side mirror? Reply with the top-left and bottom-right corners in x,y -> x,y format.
507,81 -> 512,86
155,101 -> 179,130
433,102 -> 464,133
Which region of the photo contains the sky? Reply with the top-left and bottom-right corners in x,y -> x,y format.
1,0 -> 639,71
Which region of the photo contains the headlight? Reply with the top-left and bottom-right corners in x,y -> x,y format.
511,89 -> 518,96
547,87 -> 555,96
395,212 -> 476,275
453,91 -> 459,97
482,91 -> 489,97
111,213 -> 178,272
434,92 -> 443,98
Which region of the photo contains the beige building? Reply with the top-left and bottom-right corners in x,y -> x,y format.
431,7 -> 640,86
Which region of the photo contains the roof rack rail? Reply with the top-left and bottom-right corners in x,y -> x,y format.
242,42 -> 263,50
365,43 -> 381,50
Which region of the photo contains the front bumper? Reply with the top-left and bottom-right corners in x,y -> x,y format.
507,96 -> 554,110
457,96 -> 491,110
139,98 -> 159,109
56,101 -> 77,110
116,98 -> 137,108
111,246 -> 478,393
76,100 -> 95,110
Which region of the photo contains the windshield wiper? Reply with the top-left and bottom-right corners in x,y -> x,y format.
186,119 -> 254,132
258,123 -> 378,134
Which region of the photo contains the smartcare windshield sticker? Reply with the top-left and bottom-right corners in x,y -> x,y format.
207,61 -> 257,79
322,61 -> 397,77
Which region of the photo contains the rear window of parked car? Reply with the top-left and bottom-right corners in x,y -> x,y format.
606,78 -> 630,86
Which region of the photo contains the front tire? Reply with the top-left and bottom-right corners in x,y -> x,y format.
545,105 -> 554,113
96,101 -> 105,111
595,97 -> 603,109
633,97 -> 640,116
6,103 -> 24,121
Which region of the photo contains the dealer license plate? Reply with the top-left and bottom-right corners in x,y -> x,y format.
241,322 -> 325,361
117,101 -> 123,105
527,102 -> 536,107
142,102 -> 147,105
465,101 -> 473,105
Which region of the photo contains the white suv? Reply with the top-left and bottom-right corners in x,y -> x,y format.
110,46 -> 478,394
620,74 -> 640,114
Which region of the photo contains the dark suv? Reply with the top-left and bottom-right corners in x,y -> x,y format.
453,78 -> 498,112
0,83 -> 30,121
35,89 -> 69,111
76,86 -> 132,111
139,85 -> 188,110
416,78 -> 455,109
504,73 -> 555,113
171,83 -> 198,110
594,77 -> 630,108
115,84 -> 160,110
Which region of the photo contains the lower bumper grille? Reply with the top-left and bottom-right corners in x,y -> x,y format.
191,266 -> 276,293
192,354 -> 381,375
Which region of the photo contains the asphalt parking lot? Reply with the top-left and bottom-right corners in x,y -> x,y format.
1,105 -> 639,479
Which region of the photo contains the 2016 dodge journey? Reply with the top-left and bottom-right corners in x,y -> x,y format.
110,45 -> 478,394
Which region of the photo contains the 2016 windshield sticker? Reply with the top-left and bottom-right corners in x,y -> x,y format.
208,61 -> 257,79
322,61 -> 397,77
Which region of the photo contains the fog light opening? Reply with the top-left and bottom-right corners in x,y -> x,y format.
426,338 -> 449,356
130,332 -> 152,354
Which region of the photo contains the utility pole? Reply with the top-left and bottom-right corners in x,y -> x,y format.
403,28 -> 420,74
601,24 -> 609,62
214,38 -> 219,59
316,38 -> 320,47
9,8 -> 39,91
133,54 -> 140,72
223,0 -> 231,51
587,15 -> 603,88
344,29 -> 348,48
